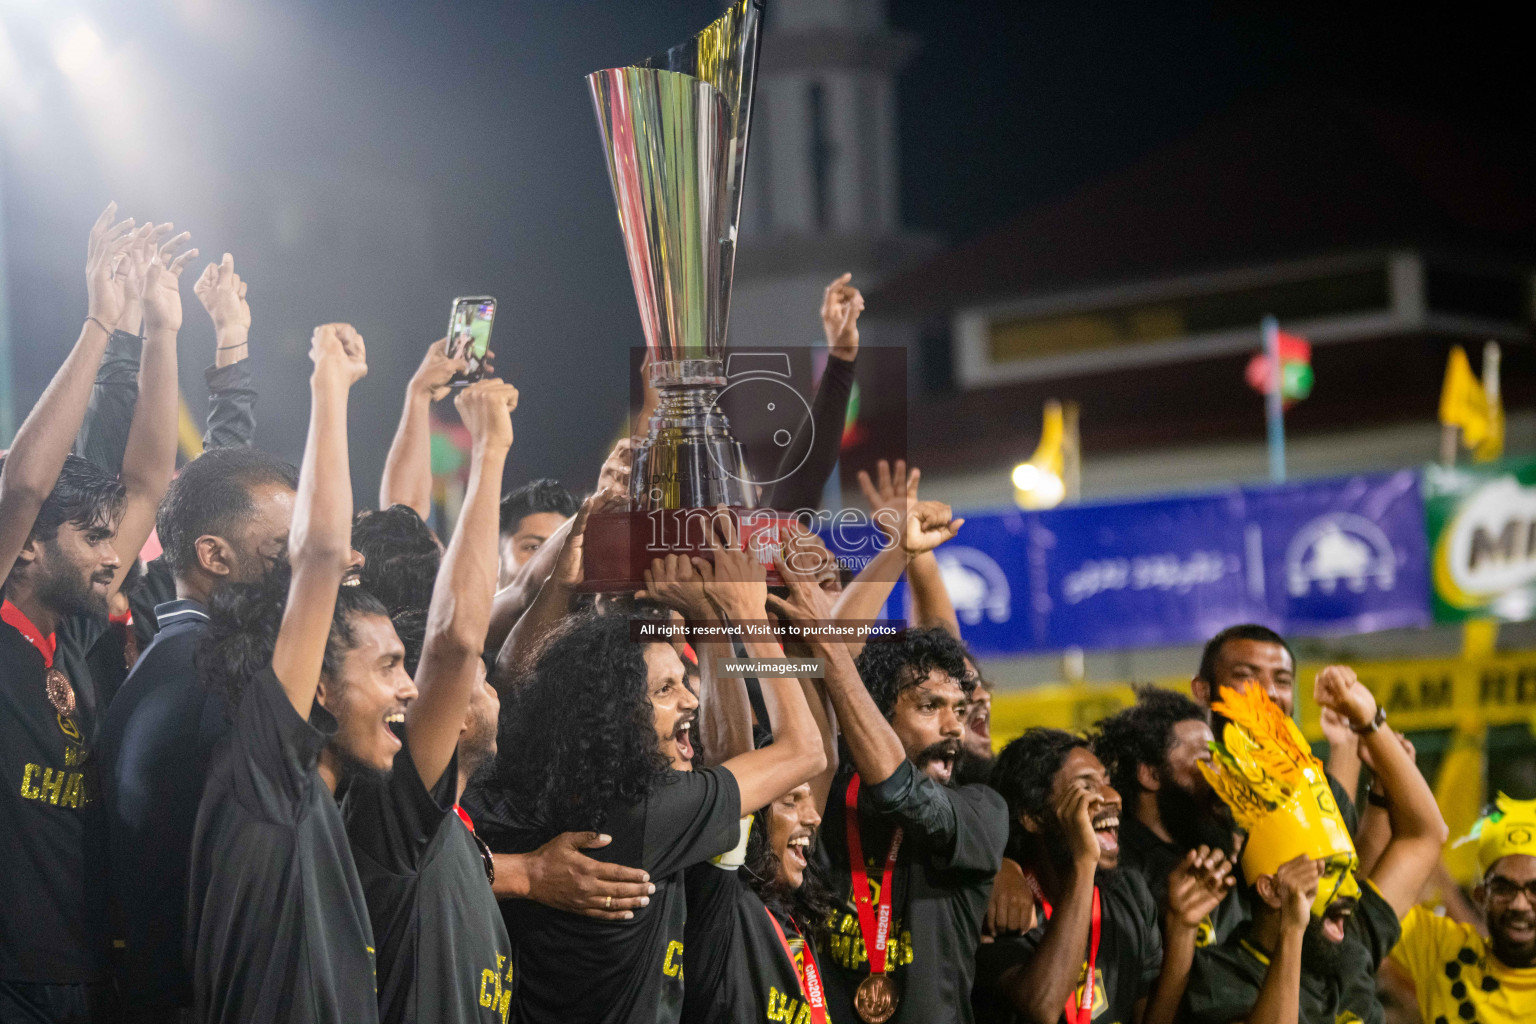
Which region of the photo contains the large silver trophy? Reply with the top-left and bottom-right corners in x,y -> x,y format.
583,0 -> 781,588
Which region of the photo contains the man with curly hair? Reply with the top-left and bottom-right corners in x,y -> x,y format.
809,625 -> 1008,1024
1091,687 -> 1244,947
473,529 -> 826,1024
976,728 -> 1232,1024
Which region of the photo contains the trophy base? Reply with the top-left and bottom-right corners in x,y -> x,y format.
579,507 -> 797,592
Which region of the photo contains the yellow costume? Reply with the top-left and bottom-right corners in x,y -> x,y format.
1200,686 -> 1360,917
1388,795 -> 1536,1024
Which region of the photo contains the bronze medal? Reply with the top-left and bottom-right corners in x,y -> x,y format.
854,973 -> 898,1024
46,667 -> 76,717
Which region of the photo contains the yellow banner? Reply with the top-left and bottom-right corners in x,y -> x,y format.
990,649 -> 1536,747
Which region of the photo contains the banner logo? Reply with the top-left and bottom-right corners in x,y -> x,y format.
1285,513 -> 1398,598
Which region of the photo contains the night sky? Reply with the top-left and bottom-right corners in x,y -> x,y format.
1,1 -> 1524,497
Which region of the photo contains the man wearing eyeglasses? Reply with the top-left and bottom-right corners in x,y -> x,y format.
1388,795 -> 1536,1024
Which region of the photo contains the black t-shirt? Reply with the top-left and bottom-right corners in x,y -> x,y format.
343,738 -> 514,1024
1180,879 -> 1401,1024
186,665 -> 379,1024
0,612 -> 110,983
973,868 -> 1163,1024
814,761 -> 1008,1024
681,858 -> 828,1024
502,766 -> 742,1024
1117,814 -> 1247,948
98,599 -> 229,1011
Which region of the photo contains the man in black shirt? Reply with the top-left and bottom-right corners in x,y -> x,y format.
976,729 -> 1231,1024
810,625 -> 1008,1024
0,204 -> 187,1023
187,322 -> 396,1024
1091,688 -> 1246,947
341,378 -> 521,1024
98,445 -> 298,1021
482,525 -> 827,1024
497,478 -> 578,588
1180,667 -> 1447,1024
1189,624 -> 1358,834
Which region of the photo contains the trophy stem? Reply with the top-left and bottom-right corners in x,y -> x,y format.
631,372 -> 756,511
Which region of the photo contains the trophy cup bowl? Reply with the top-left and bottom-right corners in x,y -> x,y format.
582,0 -> 792,590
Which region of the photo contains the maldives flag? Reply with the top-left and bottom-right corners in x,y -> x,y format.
1245,329 -> 1313,405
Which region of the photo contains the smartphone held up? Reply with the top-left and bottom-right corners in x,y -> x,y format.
446,296 -> 496,387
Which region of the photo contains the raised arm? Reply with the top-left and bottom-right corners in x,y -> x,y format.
706,524 -> 825,815
271,323 -> 367,717
493,489 -> 618,685
407,378 -> 517,790
759,273 -> 862,512
1244,857 -> 1319,1024
110,229 -> 196,596
379,338 -> 464,519
485,438 -> 633,650
193,252 -> 258,448
1314,666 -> 1448,916
998,782 -> 1104,1024
0,204 -> 143,582
1142,848 -> 1235,1024
836,462 -> 963,652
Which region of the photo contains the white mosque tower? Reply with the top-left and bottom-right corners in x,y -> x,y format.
729,0 -> 933,350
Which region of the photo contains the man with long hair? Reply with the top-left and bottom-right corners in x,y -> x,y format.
978,728 -> 1231,1024
1092,687 -> 1244,946
187,323 -> 406,1023
476,524 -> 826,1024
639,548 -> 840,1024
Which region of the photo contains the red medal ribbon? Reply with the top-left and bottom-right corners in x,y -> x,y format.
453,804 -> 475,832
845,775 -> 903,977
2,599 -> 56,667
1038,885 -> 1102,1024
765,910 -> 829,1024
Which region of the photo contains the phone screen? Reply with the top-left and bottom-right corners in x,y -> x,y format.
447,296 -> 496,386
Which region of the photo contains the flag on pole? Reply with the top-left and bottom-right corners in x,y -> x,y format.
1245,329 -> 1313,405
1438,345 -> 1502,458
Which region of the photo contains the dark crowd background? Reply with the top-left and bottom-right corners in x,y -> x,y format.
2,0 -> 1525,494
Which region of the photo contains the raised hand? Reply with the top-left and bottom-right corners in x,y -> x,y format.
1056,777 -> 1103,871
1166,846 -> 1236,930
640,554 -> 714,623
85,202 -> 144,330
765,527 -> 836,631
1314,664 -> 1378,730
550,488 -> 623,589
596,437 -> 634,497
905,499 -> 964,554
193,253 -> 252,341
404,337 -> 465,403
1273,855 -> 1323,932
141,230 -> 198,333
309,323 -> 368,388
521,832 -> 654,921
821,272 -> 865,362
984,857 -> 1037,936
701,512 -> 768,623
857,458 -> 919,548
454,378 -> 519,453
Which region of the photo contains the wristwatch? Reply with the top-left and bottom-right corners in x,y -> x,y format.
1350,704 -> 1387,735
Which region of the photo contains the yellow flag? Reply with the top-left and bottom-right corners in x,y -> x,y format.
1438,346 -> 1489,448
1436,715 -> 1486,887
